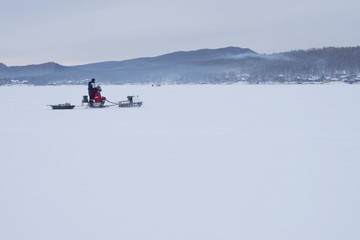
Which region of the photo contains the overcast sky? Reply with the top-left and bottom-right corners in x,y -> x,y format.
1,0 -> 360,66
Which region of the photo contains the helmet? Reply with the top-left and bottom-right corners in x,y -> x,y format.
96,85 -> 102,91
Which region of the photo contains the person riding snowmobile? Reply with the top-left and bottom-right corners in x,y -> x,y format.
94,86 -> 106,103
88,78 -> 96,101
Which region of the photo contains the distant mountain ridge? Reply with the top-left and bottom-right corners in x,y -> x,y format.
0,62 -> 66,77
0,63 -> 6,69
1,46 -> 360,85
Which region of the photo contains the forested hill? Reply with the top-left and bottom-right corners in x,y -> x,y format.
1,46 -> 359,85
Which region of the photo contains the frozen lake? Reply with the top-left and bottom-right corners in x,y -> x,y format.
1,84 -> 359,240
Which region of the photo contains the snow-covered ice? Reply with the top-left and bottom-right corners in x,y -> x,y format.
1,84 -> 360,240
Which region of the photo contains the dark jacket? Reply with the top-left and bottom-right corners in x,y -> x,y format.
88,80 -> 96,99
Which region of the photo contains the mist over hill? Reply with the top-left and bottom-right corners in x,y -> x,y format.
1,46 -> 360,85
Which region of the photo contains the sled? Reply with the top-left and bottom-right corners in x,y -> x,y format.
118,96 -> 143,108
49,103 -> 75,110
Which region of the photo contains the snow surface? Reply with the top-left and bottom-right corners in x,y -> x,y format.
1,84 -> 360,240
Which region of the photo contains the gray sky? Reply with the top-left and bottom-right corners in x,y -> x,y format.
1,0 -> 360,66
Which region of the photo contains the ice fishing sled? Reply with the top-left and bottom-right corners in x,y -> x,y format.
49,103 -> 75,110
118,96 -> 143,108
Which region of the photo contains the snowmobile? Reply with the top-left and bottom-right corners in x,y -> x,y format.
81,96 -> 107,108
